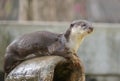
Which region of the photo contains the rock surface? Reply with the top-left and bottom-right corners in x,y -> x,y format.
5,56 -> 85,81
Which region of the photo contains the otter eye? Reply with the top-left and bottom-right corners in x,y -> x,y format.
81,23 -> 86,27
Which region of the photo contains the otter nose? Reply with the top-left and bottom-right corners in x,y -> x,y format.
89,27 -> 93,32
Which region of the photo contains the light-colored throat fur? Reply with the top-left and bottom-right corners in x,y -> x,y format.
66,32 -> 85,53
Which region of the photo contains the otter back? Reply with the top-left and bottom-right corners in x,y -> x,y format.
4,31 -> 62,74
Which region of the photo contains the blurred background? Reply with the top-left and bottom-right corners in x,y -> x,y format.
0,0 -> 120,81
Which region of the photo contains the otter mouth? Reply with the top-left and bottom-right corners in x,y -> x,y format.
87,27 -> 93,34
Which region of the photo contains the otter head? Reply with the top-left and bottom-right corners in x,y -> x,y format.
70,20 -> 93,37
65,20 -> 94,53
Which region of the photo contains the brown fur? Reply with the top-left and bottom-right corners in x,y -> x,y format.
4,31 -> 69,75
4,20 -> 93,77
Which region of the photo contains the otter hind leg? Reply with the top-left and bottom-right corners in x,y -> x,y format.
4,53 -> 23,76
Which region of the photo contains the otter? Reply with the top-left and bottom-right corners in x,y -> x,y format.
4,20 -> 93,75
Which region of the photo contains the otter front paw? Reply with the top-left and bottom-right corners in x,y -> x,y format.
71,57 -> 80,66
66,54 -> 81,69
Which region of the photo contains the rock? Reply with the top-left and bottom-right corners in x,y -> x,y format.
5,56 -> 85,81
